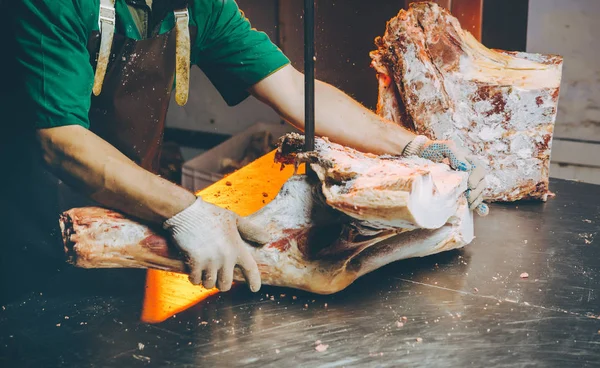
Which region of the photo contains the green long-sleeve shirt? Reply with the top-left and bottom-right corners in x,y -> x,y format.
6,0 -> 290,130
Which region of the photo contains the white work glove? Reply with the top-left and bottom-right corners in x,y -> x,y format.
163,198 -> 271,292
403,135 -> 489,216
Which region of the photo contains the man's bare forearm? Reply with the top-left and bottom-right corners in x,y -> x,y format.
37,125 -> 196,224
312,80 -> 415,155
251,65 -> 416,155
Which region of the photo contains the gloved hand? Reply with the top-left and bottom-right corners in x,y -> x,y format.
403,135 -> 489,216
163,198 -> 271,292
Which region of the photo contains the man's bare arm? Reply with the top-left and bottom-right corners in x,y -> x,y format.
37,125 -> 196,224
250,64 -> 416,156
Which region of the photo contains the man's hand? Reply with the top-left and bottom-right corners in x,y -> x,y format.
163,199 -> 271,292
403,135 -> 489,216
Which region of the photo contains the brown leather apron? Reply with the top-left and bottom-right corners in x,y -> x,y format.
56,4 -> 197,216
86,10 -> 195,172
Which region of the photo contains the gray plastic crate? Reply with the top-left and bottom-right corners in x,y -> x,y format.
181,122 -> 297,193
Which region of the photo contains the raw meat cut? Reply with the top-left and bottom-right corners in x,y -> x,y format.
370,2 -> 563,202
275,133 -> 469,230
61,178 -> 472,294
61,134 -> 473,294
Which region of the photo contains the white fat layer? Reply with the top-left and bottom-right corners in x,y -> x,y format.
457,33 -> 561,90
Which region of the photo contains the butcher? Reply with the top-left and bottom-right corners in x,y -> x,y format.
1,0 -> 486,297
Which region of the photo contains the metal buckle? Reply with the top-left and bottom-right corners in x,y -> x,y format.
99,5 -> 116,25
173,9 -> 189,20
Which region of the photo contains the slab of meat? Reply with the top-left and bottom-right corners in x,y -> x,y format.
370,2 -> 563,202
275,133 -> 468,230
61,135 -> 473,294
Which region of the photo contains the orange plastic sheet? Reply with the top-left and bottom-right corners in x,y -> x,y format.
141,151 -> 305,323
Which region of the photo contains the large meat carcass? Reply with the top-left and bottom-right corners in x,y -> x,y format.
371,2 -> 563,202
61,134 -> 473,294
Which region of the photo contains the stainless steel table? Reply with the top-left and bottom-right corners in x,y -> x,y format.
1,178 -> 599,367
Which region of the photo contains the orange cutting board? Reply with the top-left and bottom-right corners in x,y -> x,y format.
140,151 -> 305,323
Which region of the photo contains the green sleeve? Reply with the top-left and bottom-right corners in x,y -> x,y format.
12,0 -> 95,129
192,0 -> 290,106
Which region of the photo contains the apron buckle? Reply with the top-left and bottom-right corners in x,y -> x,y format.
99,4 -> 116,27
173,9 -> 189,20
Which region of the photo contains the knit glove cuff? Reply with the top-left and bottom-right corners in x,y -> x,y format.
402,135 -> 430,157
163,197 -> 207,237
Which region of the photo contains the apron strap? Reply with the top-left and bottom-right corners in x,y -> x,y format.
174,7 -> 190,106
92,0 -> 116,96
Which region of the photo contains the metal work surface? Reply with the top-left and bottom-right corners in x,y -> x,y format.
1,178 -> 600,367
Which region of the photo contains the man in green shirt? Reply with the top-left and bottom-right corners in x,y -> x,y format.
1,0 -> 486,296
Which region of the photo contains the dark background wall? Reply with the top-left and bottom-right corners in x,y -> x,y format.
280,0 -> 530,111
279,1 -> 407,111
482,0 -> 529,52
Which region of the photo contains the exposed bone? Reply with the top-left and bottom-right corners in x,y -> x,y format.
370,2 -> 563,202
275,133 -> 468,230
61,136 -> 474,294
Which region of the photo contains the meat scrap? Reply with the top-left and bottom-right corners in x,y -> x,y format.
370,2 -> 563,202
315,343 -> 329,352
61,134 -> 474,295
